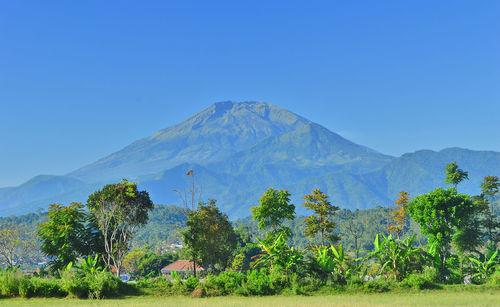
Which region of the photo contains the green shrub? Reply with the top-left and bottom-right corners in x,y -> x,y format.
18,277 -> 34,298
0,270 -> 23,296
136,277 -> 174,295
403,273 -> 439,290
363,279 -> 391,293
30,277 -> 66,297
486,265 -> 500,287
185,276 -> 199,292
236,269 -> 276,296
61,270 -> 89,298
202,271 -> 246,296
0,269 -> 66,298
87,272 -> 121,299
61,269 -> 121,299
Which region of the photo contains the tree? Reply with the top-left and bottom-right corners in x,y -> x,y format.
481,175 -> 500,198
182,200 -> 237,273
302,189 -> 340,246
231,226 -> 261,272
38,202 -> 88,271
444,161 -> 469,190
480,175 -> 500,245
251,188 -> 295,239
341,209 -> 367,259
123,246 -> 177,277
407,187 -> 482,277
387,191 -> 410,239
87,179 -> 154,277
0,225 -> 37,268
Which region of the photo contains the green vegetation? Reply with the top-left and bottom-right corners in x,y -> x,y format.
251,188 -> 296,239
38,202 -> 91,272
0,162 -> 499,303
302,189 -> 340,246
182,200 -> 236,274
87,179 -> 154,277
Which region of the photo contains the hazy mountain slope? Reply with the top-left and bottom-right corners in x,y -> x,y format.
68,101 -> 310,182
209,122 -> 393,176
2,102 -> 500,218
364,147 -> 500,199
137,166 -> 390,218
0,175 -> 87,216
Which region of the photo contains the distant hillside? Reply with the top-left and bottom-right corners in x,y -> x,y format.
0,175 -> 88,216
363,148 -> 500,198
1,101 -> 499,218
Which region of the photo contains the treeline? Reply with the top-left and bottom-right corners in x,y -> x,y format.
0,162 -> 499,299
0,200 -> 428,265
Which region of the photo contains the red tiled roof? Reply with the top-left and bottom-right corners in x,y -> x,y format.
161,260 -> 204,272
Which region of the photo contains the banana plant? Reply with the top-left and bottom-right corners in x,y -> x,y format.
251,232 -> 303,273
77,254 -> 104,276
331,245 -> 350,277
314,245 -> 335,273
366,234 -> 423,281
312,244 -> 359,281
468,243 -> 498,283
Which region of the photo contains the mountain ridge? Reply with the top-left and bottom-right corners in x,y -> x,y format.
68,101 -> 311,182
1,101 -> 499,218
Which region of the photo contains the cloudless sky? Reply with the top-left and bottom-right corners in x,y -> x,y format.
0,0 -> 499,187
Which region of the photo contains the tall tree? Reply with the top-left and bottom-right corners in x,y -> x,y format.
444,161 -> 469,190
38,202 -> 88,271
87,179 -> 154,277
302,189 -> 340,246
251,188 -> 296,239
387,191 -> 410,239
407,187 -> 482,278
182,200 -> 237,273
480,175 -> 500,245
0,225 -> 37,268
342,213 -> 366,259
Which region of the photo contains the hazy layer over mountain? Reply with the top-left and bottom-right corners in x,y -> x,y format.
69,102 -> 311,182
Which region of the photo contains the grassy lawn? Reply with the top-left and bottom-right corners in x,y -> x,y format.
1,290 -> 499,307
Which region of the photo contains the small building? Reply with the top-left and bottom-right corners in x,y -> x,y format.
161,260 -> 204,277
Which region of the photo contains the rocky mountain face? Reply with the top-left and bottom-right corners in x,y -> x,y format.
1,102 -> 498,218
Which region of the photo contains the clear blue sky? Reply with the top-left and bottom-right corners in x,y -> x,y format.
1,1 -> 499,187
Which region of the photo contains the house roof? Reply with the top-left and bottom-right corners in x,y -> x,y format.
161,260 -> 204,272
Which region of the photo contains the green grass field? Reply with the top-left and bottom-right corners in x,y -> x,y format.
1,290 -> 499,307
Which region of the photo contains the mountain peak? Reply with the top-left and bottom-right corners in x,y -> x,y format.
69,101 -> 310,182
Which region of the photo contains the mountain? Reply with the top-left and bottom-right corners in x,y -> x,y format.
69,101 -> 311,182
209,122 -> 392,177
1,101 -> 499,218
0,175 -> 87,216
364,147 -> 500,198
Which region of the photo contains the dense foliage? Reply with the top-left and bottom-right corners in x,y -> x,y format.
0,163 -> 499,300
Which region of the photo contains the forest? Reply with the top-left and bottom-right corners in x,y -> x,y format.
0,162 -> 498,300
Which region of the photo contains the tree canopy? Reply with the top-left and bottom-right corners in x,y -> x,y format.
444,161 -> 469,189
182,200 -> 237,272
87,179 -> 154,276
38,202 -> 88,271
302,189 -> 340,246
407,187 -> 482,277
251,188 -> 295,239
